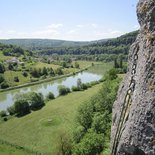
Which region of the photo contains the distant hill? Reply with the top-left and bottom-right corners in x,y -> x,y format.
0,30 -> 138,55
0,39 -> 106,50
38,30 -> 139,55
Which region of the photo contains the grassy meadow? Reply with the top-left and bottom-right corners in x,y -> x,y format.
0,84 -> 103,154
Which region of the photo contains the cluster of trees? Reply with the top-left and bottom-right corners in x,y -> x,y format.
0,43 -> 32,57
0,91 -> 56,119
71,69 -> 120,155
113,56 -> 128,74
30,67 -> 63,78
0,92 -> 45,118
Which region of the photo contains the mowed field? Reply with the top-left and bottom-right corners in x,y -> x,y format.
0,83 -> 103,155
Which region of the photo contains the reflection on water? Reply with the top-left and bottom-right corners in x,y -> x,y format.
0,71 -> 102,110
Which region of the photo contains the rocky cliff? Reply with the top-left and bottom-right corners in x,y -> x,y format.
111,0 -> 155,154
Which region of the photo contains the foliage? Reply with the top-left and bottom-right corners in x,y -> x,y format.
105,68 -> 118,80
72,70 -> 120,155
56,130 -> 72,155
38,31 -> 138,56
7,106 -> 16,115
0,110 -> 7,117
73,131 -> 104,155
14,76 -> 19,82
55,67 -> 63,75
27,92 -> 45,110
14,100 -> 30,116
58,85 -> 70,96
0,62 -> 5,73
0,74 -> 5,83
0,81 -> 9,89
46,92 -> 55,100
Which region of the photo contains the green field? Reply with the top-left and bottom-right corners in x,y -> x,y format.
0,84 -> 102,155
0,142 -> 34,155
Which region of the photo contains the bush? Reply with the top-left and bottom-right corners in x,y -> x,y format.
0,110 -> 7,117
7,106 -> 15,115
0,62 -> 5,73
0,81 -> 9,89
56,130 -> 72,155
58,85 -> 70,96
46,92 -> 55,100
73,126 -> 85,143
77,102 -> 94,130
81,83 -> 88,90
28,92 -> 45,110
73,132 -> 104,155
22,71 -> 28,77
0,75 -> 4,84
90,81 -> 99,86
106,68 -> 118,80
72,86 -> 80,91
14,100 -> 30,116
3,117 -> 8,121
14,76 -> 19,82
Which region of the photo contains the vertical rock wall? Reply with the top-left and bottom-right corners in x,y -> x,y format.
111,0 -> 155,154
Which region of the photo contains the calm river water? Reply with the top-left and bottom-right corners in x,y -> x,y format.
0,65 -> 106,110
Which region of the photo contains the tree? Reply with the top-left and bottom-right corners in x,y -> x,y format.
46,92 -> 55,100
58,85 -> 70,96
56,130 -> 72,155
55,68 -> 63,75
14,100 -> 30,116
75,62 -> 80,68
77,78 -> 82,90
77,102 -> 94,130
28,92 -> 45,110
14,76 -> 19,82
8,63 -> 14,70
42,67 -> 48,75
7,106 -> 15,116
0,62 -> 5,73
114,58 -> 119,68
0,110 -> 7,117
30,68 -> 40,78
49,67 -> 55,76
73,132 -> 104,155
0,81 -> 9,89
0,75 -> 4,83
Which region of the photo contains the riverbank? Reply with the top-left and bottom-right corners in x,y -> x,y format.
0,65 -> 92,93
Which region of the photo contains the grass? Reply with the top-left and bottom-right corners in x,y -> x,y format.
75,60 -> 101,69
0,84 -> 102,154
0,142 -> 34,155
0,52 -> 13,61
4,71 -> 31,86
33,62 -> 60,70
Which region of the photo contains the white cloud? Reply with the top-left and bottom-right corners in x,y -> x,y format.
76,24 -> 85,28
91,24 -> 98,28
47,24 -> 63,29
0,24 -> 126,41
96,30 -> 123,39
68,30 -> 76,34
6,30 -> 16,34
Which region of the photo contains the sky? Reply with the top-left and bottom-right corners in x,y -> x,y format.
0,0 -> 139,41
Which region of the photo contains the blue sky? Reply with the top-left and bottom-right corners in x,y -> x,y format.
0,0 -> 139,41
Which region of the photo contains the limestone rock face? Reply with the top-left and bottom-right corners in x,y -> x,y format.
111,0 -> 155,154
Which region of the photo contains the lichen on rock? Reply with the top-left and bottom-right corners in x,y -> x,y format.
111,0 -> 155,154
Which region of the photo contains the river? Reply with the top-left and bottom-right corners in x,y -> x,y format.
0,64 -> 109,111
